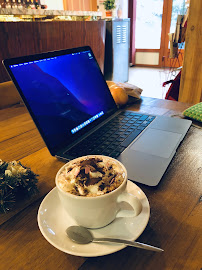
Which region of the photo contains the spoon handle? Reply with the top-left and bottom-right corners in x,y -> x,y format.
93,238 -> 163,252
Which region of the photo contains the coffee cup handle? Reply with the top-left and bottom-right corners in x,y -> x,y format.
116,192 -> 142,218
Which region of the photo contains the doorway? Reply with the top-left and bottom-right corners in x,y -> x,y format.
129,0 -> 186,68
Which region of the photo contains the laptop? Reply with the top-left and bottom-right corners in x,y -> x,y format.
3,46 -> 192,186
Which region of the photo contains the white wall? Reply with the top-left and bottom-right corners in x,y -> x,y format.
97,0 -> 128,18
117,0 -> 128,18
41,0 -> 64,10
135,52 -> 159,65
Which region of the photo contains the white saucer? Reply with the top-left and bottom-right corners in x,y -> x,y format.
37,181 -> 150,257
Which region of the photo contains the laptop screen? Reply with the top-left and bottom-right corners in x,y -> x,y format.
4,47 -> 117,154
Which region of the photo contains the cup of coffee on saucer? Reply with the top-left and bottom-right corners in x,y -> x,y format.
55,155 -> 142,229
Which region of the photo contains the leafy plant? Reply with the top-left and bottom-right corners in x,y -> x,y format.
103,0 -> 116,10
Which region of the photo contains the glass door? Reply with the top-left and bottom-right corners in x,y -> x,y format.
133,0 -> 187,67
134,0 -> 163,67
160,0 -> 186,68
135,0 -> 164,50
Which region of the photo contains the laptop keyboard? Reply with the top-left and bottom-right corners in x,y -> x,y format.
64,111 -> 155,159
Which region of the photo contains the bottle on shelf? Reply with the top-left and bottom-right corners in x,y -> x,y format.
11,0 -> 18,8
25,0 -> 31,8
34,0 -> 40,9
5,0 -> 12,8
17,0 -> 24,8
30,0 -> 35,9
117,5 -> 122,19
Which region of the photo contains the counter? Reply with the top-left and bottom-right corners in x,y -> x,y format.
0,8 -> 102,21
0,20 -> 106,83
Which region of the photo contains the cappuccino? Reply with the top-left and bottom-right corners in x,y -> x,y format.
57,156 -> 125,197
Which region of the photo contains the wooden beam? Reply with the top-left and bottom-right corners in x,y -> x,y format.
128,0 -> 137,65
179,0 -> 202,104
159,0 -> 173,67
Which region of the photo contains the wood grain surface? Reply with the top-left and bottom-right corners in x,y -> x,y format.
0,97 -> 201,270
63,0 -> 97,11
0,20 -> 106,83
179,0 -> 202,104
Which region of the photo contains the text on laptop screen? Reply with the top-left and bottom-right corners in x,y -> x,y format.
9,50 -> 116,149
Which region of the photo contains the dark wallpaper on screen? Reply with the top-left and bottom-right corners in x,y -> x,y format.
10,52 -> 116,148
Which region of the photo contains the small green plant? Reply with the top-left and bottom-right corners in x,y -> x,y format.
103,0 -> 116,10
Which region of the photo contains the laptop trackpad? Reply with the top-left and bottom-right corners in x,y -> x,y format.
130,128 -> 182,158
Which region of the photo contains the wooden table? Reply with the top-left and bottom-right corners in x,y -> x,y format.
0,97 -> 201,270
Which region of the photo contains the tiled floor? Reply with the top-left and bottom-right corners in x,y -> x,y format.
128,66 -> 177,99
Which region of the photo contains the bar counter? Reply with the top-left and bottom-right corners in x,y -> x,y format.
0,19 -> 106,83
0,8 -> 102,19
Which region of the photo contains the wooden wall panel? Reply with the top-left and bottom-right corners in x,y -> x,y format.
179,0 -> 202,104
0,20 -> 106,83
63,0 -> 97,11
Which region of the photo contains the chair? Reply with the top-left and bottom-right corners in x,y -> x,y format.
0,81 -> 22,109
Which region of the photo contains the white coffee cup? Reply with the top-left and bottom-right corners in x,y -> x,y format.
55,155 -> 142,229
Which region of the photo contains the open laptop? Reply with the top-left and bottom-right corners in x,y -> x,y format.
3,46 -> 192,186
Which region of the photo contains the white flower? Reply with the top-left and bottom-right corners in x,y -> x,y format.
18,166 -> 27,174
7,162 -> 27,176
10,161 -> 17,166
5,170 -> 12,176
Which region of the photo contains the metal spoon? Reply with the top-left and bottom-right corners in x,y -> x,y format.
66,226 -> 163,252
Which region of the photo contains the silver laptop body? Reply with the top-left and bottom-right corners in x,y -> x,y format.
118,114 -> 191,186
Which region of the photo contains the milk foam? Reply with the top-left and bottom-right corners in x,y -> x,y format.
57,156 -> 125,197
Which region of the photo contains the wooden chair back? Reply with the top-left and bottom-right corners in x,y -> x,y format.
0,81 -> 22,109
